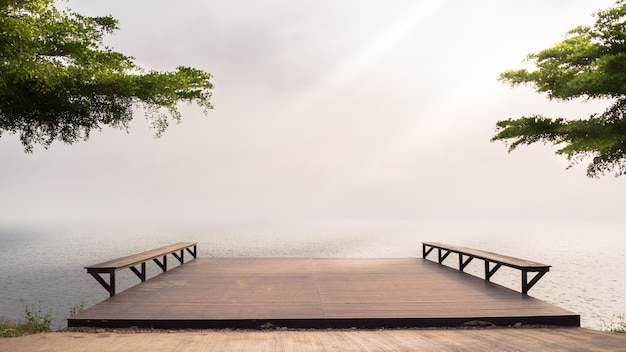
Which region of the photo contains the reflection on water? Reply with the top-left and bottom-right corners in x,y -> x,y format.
0,219 -> 624,330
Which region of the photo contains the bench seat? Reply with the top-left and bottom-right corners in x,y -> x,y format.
422,241 -> 550,295
86,242 -> 197,296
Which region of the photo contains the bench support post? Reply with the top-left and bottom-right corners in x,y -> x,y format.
186,245 -> 197,258
459,254 -> 473,272
438,249 -> 451,264
88,270 -> 116,297
129,262 -> 146,282
484,261 -> 502,282
522,269 -> 549,295
423,243 -> 434,259
154,255 -> 167,272
172,250 -> 184,264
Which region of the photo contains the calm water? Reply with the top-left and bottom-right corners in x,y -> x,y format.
0,219 -> 624,330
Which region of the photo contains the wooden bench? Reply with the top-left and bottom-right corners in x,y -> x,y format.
85,242 -> 197,297
422,242 -> 550,295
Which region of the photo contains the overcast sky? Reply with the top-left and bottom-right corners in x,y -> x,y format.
1,0 -> 624,222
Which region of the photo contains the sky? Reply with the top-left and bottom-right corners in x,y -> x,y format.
1,0 -> 624,222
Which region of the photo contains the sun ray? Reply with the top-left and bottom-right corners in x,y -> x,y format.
285,1 -> 449,114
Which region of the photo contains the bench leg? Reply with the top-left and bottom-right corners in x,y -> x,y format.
459,254 -> 473,272
423,244 -> 434,259
173,246 -> 197,264
186,245 -> 197,259
154,256 -> 167,272
484,261 -> 502,281
89,270 -> 116,297
130,262 -> 146,282
522,269 -> 549,295
438,248 -> 451,264
172,250 -> 184,264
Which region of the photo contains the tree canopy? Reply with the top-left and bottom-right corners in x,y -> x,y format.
0,0 -> 213,152
492,0 -> 626,178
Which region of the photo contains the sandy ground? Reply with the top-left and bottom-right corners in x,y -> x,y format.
2,327 -> 626,352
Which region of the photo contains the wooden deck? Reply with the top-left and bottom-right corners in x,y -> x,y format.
68,258 -> 579,329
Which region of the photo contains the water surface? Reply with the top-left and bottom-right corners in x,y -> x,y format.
0,219 -> 624,330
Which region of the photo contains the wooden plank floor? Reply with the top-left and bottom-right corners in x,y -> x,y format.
68,258 -> 579,329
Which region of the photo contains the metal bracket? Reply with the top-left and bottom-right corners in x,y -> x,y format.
88,270 -> 116,297
459,254 -> 473,272
522,269 -> 549,295
153,256 -> 167,272
485,261 -> 502,281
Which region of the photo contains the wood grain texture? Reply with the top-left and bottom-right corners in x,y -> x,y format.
85,242 -> 197,270
69,258 -> 579,329
423,242 -> 550,269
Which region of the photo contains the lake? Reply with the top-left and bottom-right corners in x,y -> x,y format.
0,218 -> 624,330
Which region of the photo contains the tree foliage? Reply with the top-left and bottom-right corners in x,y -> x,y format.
0,0 -> 213,151
492,0 -> 626,177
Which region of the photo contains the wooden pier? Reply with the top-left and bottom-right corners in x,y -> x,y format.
68,258 -> 579,329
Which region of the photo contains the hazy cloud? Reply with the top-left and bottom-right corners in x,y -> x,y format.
1,0 -> 624,222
